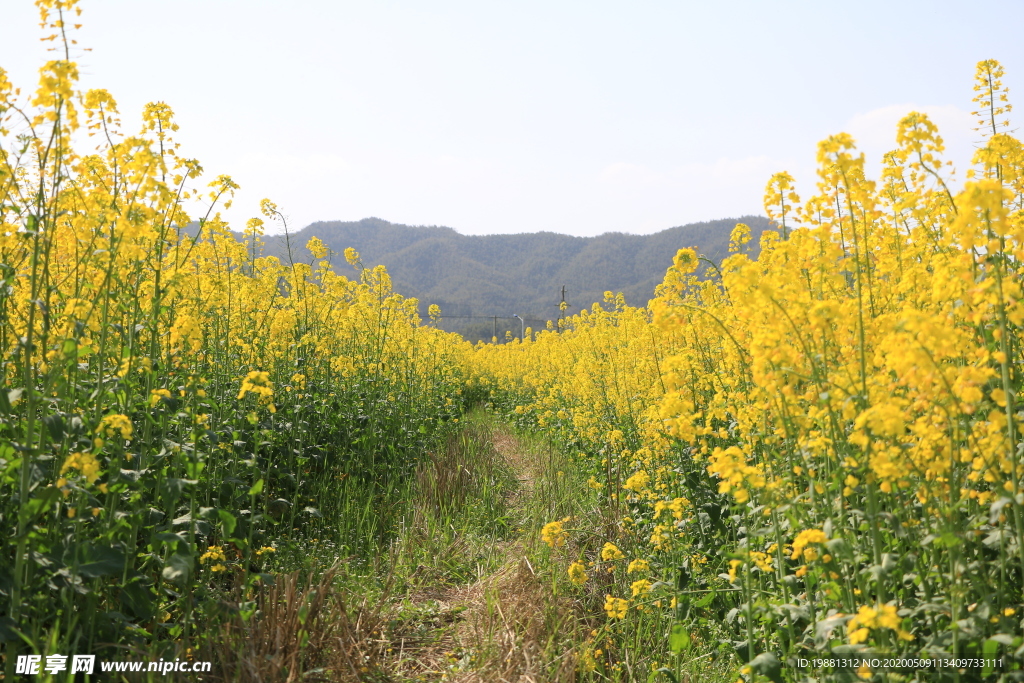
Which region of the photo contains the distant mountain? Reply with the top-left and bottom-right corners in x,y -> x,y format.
249,216 -> 770,342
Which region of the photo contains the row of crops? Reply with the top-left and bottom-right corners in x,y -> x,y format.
3,1 -> 1024,680
471,62 -> 1024,679
0,4 -> 471,676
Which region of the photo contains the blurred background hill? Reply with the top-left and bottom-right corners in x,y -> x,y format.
246,215 -> 769,342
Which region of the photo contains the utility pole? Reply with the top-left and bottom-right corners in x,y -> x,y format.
559,285 -> 567,331
493,315 -> 497,343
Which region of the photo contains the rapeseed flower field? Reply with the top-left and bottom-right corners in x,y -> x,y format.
472,59 -> 1024,680
1,2 -> 469,677
3,2 -> 1024,681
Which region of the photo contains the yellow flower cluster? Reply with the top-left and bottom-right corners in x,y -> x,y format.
237,370 -> 273,401
199,546 -> 228,573
706,446 -> 764,503
603,595 -> 628,619
627,558 -> 649,574
149,388 -> 172,407
97,414 -> 133,440
790,529 -> 828,561
567,561 -> 588,585
848,604 -> 914,643
60,452 -> 101,485
541,519 -> 568,549
600,542 -> 624,561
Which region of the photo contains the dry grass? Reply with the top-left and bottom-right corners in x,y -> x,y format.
199,567 -> 389,683
372,591 -> 463,680
448,555 -> 582,683
372,553 -> 584,683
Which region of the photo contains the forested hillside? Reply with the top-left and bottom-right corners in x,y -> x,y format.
256,216 -> 769,340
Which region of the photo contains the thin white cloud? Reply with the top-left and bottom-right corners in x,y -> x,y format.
844,103 -> 975,174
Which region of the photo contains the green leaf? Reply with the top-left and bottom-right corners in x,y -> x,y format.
983,637 -> 1010,677
248,478 -> 264,496
153,531 -> 188,548
0,617 -> 25,643
217,509 -> 237,536
159,478 -> 192,507
78,547 -> 126,578
668,623 -> 690,654
928,532 -> 962,548
161,551 -> 192,586
749,652 -> 782,683
185,459 -> 206,479
825,538 -> 851,556
23,486 -> 61,520
989,633 -> 1017,646
652,668 -> 678,683
119,580 -> 157,621
694,590 -> 716,608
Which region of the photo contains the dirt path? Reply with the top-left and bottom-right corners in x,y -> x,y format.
374,419 -> 577,683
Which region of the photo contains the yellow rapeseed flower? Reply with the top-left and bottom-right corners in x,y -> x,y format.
604,595 -> 628,619
97,414 -> 132,440
623,470 -> 650,492
790,529 -> 828,560
60,451 -> 101,484
847,604 -> 913,643
600,542 -> 624,561
568,561 -> 588,585
627,558 -> 649,574
541,519 -> 568,549
237,370 -> 273,401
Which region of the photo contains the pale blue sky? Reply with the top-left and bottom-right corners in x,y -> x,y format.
2,1 -> 1022,236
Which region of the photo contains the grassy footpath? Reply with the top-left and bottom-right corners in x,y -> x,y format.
217,408 -> 737,683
